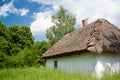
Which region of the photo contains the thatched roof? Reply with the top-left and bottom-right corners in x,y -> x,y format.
43,18 -> 120,58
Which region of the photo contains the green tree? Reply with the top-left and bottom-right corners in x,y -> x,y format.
0,21 -> 9,54
31,41 -> 51,66
0,20 -> 8,38
46,6 -> 76,45
0,21 -> 10,68
0,51 -> 6,68
0,21 -> 36,68
8,25 -> 34,55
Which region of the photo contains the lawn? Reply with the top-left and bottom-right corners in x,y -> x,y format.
0,67 -> 120,80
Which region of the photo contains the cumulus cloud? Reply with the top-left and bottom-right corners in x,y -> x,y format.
19,8 -> 29,16
0,1 -> 29,17
29,0 -> 120,27
30,11 -> 53,36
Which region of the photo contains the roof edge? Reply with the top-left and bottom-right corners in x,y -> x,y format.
42,49 -> 88,58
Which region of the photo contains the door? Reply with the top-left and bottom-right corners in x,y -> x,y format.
54,60 -> 57,69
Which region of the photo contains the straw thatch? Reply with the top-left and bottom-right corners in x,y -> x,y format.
42,18 -> 120,58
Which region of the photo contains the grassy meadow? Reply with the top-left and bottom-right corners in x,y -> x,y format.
0,67 -> 120,80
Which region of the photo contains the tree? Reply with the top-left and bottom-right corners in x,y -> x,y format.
0,21 -> 9,54
0,20 -> 8,38
46,6 -> 76,45
0,21 -> 10,68
0,21 -> 36,68
8,25 -> 34,55
31,41 -> 51,66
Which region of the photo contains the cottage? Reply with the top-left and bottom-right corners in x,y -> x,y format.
42,18 -> 120,77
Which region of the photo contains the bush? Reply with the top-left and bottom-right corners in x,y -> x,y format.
0,51 -> 6,68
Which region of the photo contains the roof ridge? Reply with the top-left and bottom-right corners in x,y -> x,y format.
87,19 -> 103,54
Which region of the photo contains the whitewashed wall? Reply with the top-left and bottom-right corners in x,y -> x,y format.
57,54 -> 96,74
94,54 -> 120,78
46,53 -> 96,74
46,59 -> 54,69
46,53 -> 120,77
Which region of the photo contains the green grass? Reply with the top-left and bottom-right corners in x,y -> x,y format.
0,67 -> 120,80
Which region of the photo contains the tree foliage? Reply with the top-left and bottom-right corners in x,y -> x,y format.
46,6 -> 76,45
8,25 -> 34,49
0,21 -> 9,54
31,41 -> 51,66
0,21 -> 49,68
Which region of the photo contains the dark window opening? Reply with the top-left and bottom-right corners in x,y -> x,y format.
54,60 -> 57,69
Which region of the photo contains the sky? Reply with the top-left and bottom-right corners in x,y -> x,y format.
0,0 -> 120,41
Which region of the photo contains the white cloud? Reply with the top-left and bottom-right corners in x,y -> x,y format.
0,1 -> 29,17
29,0 -> 120,27
30,11 -> 53,36
19,8 -> 29,16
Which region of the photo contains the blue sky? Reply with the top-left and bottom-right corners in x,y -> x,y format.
0,0 -> 120,41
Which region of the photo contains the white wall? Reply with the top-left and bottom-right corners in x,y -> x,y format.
58,54 -> 97,74
94,54 -> 120,78
46,53 -> 120,77
46,53 -> 96,74
46,59 -> 54,69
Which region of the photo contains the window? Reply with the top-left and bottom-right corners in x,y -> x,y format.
54,60 -> 57,69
